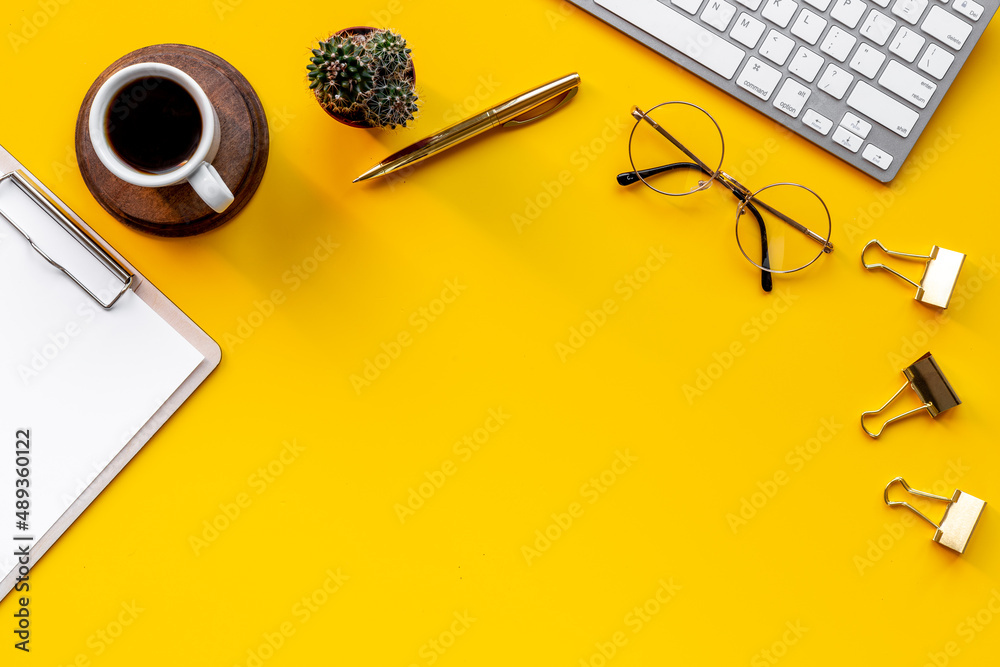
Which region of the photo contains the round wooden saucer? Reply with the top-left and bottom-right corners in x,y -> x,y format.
75,44 -> 269,237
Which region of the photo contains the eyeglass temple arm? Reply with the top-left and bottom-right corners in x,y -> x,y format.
616,162 -> 712,186
615,162 -> 773,292
743,200 -> 773,293
749,195 -> 834,253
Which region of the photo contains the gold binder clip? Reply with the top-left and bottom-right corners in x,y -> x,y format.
884,477 -> 986,554
861,352 -> 960,438
862,239 -> 965,309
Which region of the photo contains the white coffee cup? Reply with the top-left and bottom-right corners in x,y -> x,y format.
89,63 -> 234,213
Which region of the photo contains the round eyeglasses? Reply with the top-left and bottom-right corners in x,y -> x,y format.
618,102 -> 834,292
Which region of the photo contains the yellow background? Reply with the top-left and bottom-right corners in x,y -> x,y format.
2,0 -> 1000,664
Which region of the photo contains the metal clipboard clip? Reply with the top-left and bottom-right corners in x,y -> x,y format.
862,239 -> 965,309
884,477 -> 986,554
0,170 -> 133,308
861,352 -> 961,438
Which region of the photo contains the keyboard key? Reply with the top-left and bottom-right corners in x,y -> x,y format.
789,46 -> 825,81
919,44 -> 955,79
595,0 -> 747,78
737,56 -> 783,99
736,0 -> 764,9
841,111 -> 873,137
803,108 -> 834,134
921,6 -> 973,49
803,0 -> 832,10
850,42 -> 888,77
862,143 -> 895,170
672,0 -> 705,14
860,10 -> 897,45
889,26 -> 925,61
952,0 -> 984,20
879,59 -> 937,107
818,63 -> 854,98
820,26 -> 858,61
871,0 -> 891,8
833,125 -> 865,151
760,29 -> 796,64
891,0 -> 928,24
847,81 -> 920,136
791,8 -> 828,43
762,0 -> 799,27
731,12 -> 767,47
702,0 -> 738,30
773,77 -> 812,117
831,0 -> 868,27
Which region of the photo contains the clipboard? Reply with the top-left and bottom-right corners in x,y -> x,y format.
0,144 -> 221,599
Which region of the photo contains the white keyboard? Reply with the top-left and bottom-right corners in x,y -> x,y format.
572,0 -> 996,181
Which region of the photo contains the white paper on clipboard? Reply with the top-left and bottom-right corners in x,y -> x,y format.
0,173 -> 204,584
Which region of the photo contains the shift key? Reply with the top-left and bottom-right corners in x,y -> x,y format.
847,82 -> 920,137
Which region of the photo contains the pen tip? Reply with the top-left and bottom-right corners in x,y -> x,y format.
353,166 -> 380,183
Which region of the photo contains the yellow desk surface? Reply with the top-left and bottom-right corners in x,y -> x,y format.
3,1 -> 1000,664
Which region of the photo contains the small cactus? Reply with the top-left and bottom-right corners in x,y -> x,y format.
307,37 -> 374,107
367,29 -> 410,76
308,28 -> 418,129
365,81 -> 419,130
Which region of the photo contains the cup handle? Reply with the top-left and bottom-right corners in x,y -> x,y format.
187,162 -> 234,213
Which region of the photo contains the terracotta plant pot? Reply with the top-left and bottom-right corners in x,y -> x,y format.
316,26 -> 417,129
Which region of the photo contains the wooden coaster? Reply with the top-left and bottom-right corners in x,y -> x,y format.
75,44 -> 269,237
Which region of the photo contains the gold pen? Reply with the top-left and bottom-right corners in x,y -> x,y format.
353,73 -> 581,183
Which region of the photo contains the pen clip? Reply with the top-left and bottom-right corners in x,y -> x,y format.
500,87 -> 579,128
